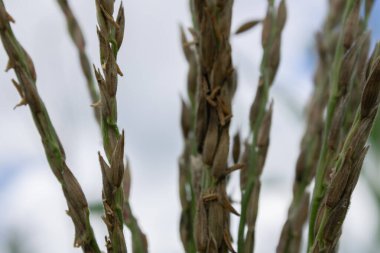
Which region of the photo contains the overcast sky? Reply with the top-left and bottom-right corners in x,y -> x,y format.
0,0 -> 379,253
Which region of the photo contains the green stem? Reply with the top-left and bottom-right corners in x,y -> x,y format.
238,2 -> 279,250
307,0 -> 356,249
237,179 -> 255,252
0,2 -> 101,252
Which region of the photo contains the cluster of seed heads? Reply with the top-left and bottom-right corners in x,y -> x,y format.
1,0 -> 380,253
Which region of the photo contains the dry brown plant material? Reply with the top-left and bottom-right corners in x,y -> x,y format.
190,0 -> 238,252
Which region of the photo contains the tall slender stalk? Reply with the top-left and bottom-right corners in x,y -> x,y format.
0,2 -> 100,252
92,0 -> 127,251
278,1 -> 372,251
307,0 -> 366,249
190,1 -> 239,252
56,1 -> 148,251
237,1 -> 287,252
310,48 -> 380,253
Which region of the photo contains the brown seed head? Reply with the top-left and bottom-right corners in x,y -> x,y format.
212,128 -> 230,179
115,3 -> 125,50
194,198 -> 208,251
232,131 -> 241,164
268,37 -> 281,84
257,103 -> 273,149
110,130 -> 125,187
99,152 -> 113,201
202,111 -> 219,165
338,38 -> 361,96
62,167 -> 88,211
361,56 -> 380,119
100,0 -> 114,17
208,201 -> 224,248
276,0 -> 287,32
235,19 -> 261,35
343,0 -> 360,50
261,9 -> 272,48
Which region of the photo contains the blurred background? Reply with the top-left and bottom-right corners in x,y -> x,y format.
0,0 -> 379,252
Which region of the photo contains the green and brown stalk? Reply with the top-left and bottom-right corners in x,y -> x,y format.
310,47 -> 380,253
0,1 -> 100,252
278,1 -> 372,251
307,0 -> 373,249
56,1 -> 147,251
190,0 -> 239,252
178,25 -> 198,253
92,0 -> 127,251
56,0 -> 100,123
238,1 -> 287,252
